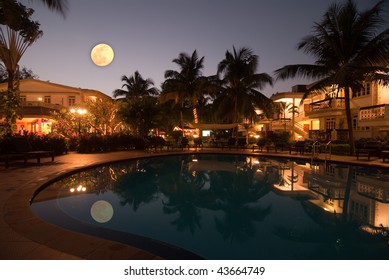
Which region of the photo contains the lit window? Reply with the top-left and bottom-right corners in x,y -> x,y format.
68,96 -> 76,107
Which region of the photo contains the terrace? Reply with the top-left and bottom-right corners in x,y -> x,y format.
359,104 -> 389,127
306,97 -> 345,118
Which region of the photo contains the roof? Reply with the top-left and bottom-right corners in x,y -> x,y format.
0,79 -> 112,100
271,91 -> 305,101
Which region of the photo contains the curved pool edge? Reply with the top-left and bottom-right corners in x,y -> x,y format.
3,155 -> 167,260
3,149 -> 389,260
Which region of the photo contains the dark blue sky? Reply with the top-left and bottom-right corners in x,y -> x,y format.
20,0 -> 386,97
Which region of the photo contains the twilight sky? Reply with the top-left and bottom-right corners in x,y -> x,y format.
20,0 -> 386,98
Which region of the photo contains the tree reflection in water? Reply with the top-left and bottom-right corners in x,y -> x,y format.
32,154 -> 389,259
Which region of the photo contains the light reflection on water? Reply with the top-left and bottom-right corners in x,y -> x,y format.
31,154 -> 389,259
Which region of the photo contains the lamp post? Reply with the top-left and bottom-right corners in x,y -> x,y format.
70,108 -> 87,135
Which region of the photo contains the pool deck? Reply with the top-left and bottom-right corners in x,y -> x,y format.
1,148 -> 389,260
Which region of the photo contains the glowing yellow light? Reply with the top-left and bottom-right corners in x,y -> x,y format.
70,188 -> 75,193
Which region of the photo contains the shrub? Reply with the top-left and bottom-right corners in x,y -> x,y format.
76,133 -> 146,153
27,134 -> 68,155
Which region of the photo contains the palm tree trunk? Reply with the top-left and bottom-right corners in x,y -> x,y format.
344,87 -> 355,155
180,102 -> 185,137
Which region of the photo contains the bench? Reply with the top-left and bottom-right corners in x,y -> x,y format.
356,141 -> 382,160
382,151 -> 389,162
147,136 -> 174,152
236,138 -> 247,150
290,141 -> 311,155
0,136 -> 55,168
221,138 -> 237,150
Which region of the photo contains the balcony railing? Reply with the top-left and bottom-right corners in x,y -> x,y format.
309,98 -> 345,112
359,104 -> 386,120
22,101 -> 63,111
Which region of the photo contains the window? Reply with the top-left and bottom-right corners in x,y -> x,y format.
68,96 -> 76,107
44,96 -> 51,103
352,82 -> 371,98
326,118 -> 336,130
20,95 -> 26,102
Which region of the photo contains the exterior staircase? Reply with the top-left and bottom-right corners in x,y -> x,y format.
294,122 -> 309,139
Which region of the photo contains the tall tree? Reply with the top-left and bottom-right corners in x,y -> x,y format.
0,0 -> 68,22
85,98 -> 121,135
215,46 -> 273,126
275,0 -> 389,155
161,50 -> 214,133
113,70 -> 159,99
113,71 -> 159,137
0,3 -> 42,134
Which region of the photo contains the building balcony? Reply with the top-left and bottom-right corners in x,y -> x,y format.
271,119 -> 291,131
306,98 -> 345,118
21,101 -> 63,117
358,104 -> 389,127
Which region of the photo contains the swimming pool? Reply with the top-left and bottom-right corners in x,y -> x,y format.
30,153 -> 389,259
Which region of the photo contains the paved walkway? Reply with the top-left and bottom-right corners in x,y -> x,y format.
1,148 -> 388,260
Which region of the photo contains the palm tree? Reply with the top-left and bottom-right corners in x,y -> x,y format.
161,50 -> 214,134
0,0 -> 68,18
0,4 -> 42,134
113,70 -> 159,99
275,0 -> 389,155
0,0 -> 67,134
37,0 -> 68,16
215,46 -> 273,127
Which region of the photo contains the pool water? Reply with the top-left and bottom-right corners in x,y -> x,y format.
31,154 -> 389,259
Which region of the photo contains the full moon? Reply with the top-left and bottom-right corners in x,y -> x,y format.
90,43 -> 114,66
90,200 -> 114,223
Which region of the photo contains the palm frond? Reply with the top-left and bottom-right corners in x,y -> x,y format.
275,64 -> 327,81
37,0 -> 69,17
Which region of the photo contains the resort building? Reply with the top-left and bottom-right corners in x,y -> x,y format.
0,79 -> 112,135
268,85 -> 315,141
267,82 -> 389,142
